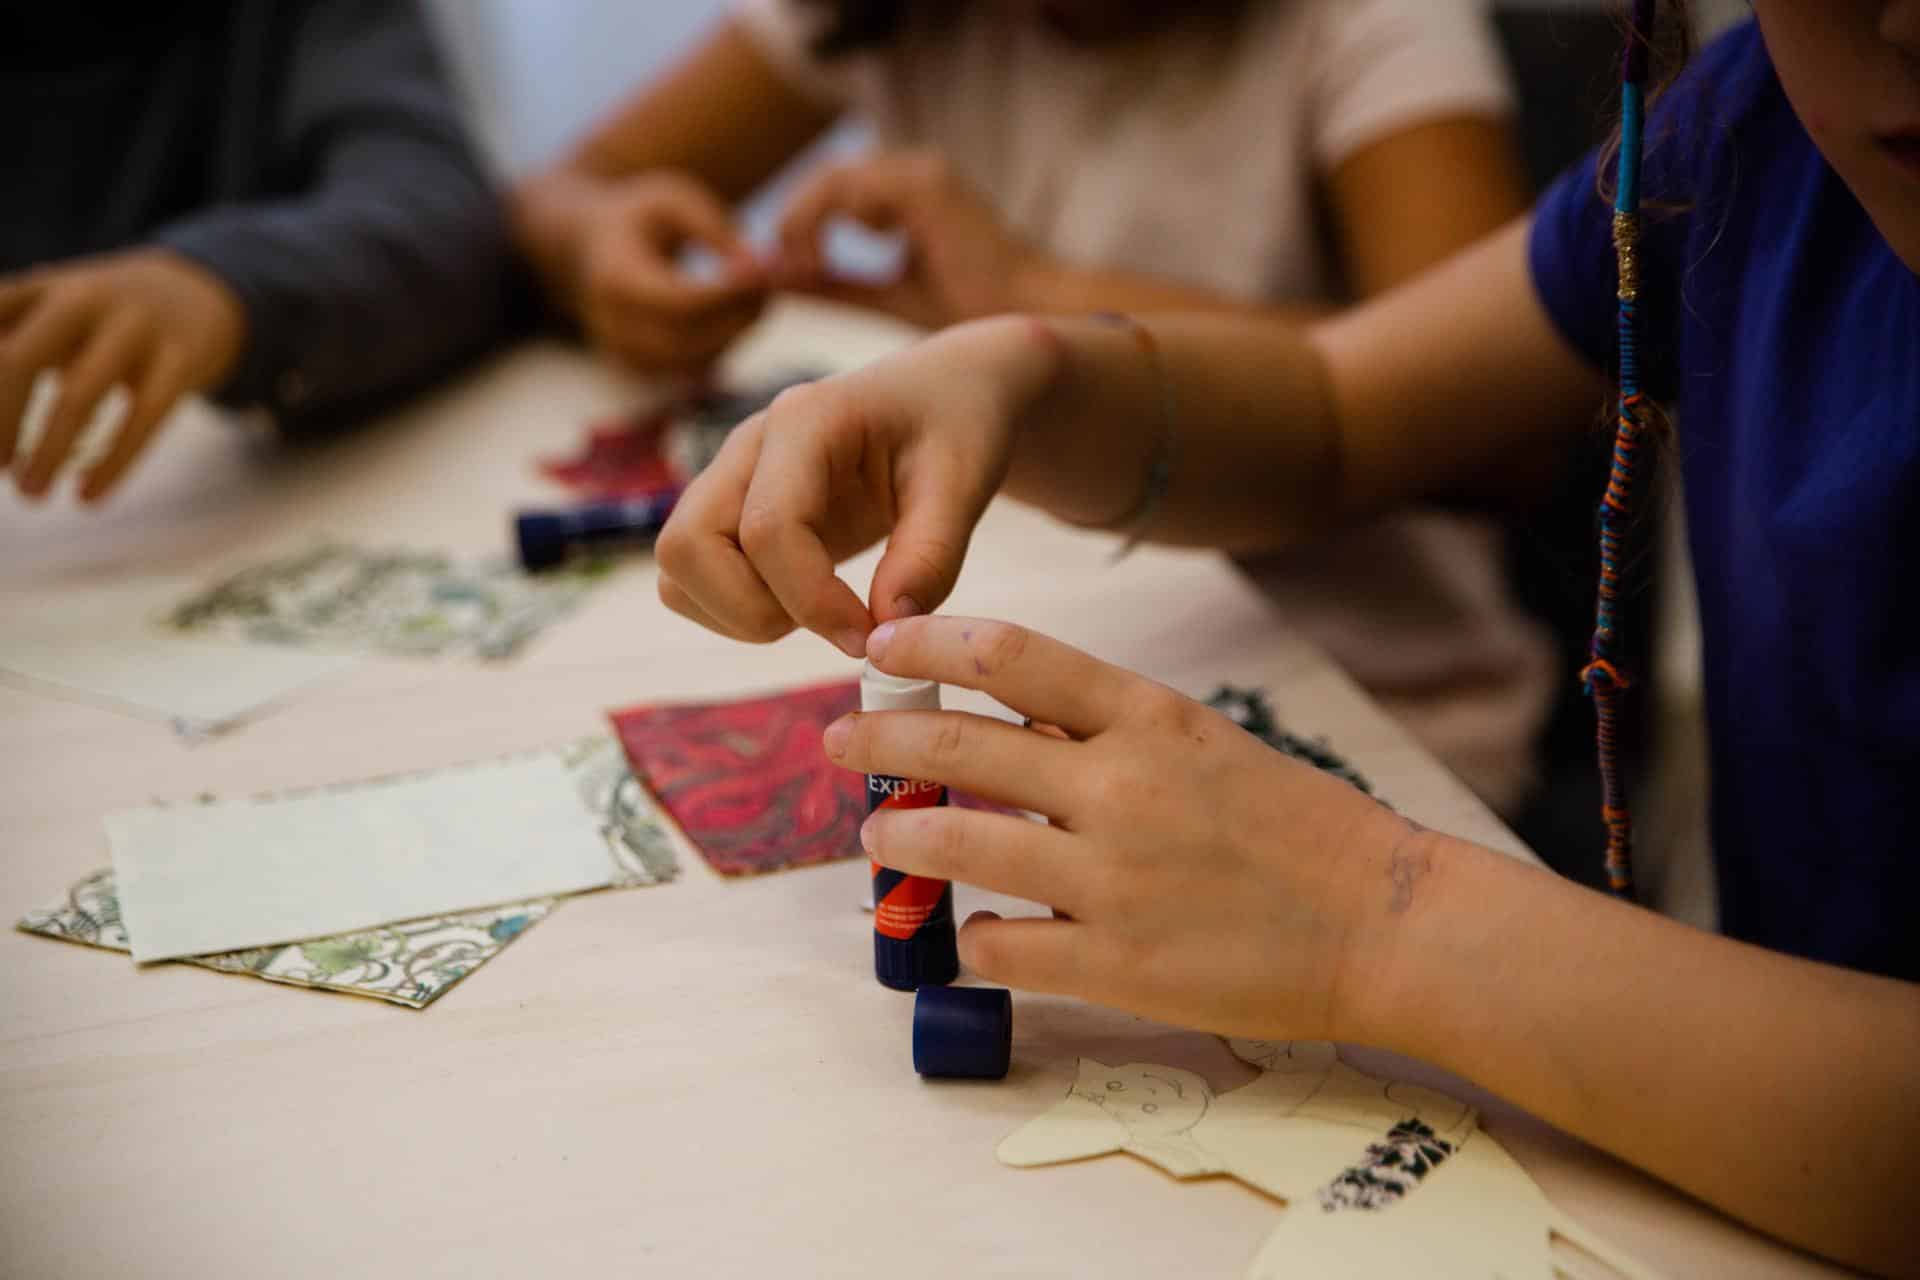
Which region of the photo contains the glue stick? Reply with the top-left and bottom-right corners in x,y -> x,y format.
862,662 -> 959,991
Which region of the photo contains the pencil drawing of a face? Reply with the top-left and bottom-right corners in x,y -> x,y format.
1072,1059 -> 1210,1139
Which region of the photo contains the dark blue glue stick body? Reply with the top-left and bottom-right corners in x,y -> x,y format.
515,494 -> 676,572
863,662 -> 959,991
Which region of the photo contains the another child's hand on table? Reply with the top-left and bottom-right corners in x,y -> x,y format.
0,247 -> 245,503
772,148 -> 1041,329
567,172 -> 769,375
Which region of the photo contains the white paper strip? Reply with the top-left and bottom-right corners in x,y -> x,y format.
0,579 -> 358,734
109,754 -> 617,962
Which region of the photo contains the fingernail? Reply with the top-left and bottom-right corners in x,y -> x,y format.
867,621 -> 897,661
859,814 -> 880,853
891,595 -> 924,620
836,628 -> 869,659
822,716 -> 852,759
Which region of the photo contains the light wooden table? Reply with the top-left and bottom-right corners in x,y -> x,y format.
0,302 -> 1837,1277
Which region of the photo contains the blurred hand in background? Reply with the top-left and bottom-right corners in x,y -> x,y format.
0,250 -> 246,503
560,171 -> 770,374
771,148 -> 1034,329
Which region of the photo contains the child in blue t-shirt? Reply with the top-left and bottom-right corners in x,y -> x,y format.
650,8 -> 1918,1271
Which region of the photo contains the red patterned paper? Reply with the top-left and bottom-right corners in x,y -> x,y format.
610,680 -> 1001,879
539,410 -> 680,500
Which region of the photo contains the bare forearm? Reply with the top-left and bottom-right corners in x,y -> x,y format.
996,312 -> 1341,550
565,19 -> 834,200
1014,256 -> 1332,326
1342,827 -> 1920,1276
993,224 -> 1608,551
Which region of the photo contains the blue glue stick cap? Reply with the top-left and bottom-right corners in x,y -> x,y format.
515,511 -> 571,572
912,985 -> 1012,1080
514,494 -> 676,573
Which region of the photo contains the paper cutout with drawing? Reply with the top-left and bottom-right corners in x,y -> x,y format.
997,1040 -> 1661,1280
610,680 -> 1000,879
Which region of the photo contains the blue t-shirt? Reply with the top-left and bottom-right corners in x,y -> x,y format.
1529,21 -> 1918,981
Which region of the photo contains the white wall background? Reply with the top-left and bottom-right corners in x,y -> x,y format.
425,0 -> 736,177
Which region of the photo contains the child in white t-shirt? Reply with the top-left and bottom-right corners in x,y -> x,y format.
515,0 -> 1554,812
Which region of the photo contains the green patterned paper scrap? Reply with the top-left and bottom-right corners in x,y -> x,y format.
18,734 -> 679,1008
166,543 -> 602,660
19,869 -> 555,1009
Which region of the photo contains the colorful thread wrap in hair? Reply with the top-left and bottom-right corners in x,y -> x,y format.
1581,0 -> 1657,901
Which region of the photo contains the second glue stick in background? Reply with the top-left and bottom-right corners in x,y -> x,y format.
862,662 -> 959,990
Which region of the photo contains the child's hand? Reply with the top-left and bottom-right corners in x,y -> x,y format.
823,615 -> 1419,1041
654,319 -> 1051,655
570,173 -> 768,373
0,248 -> 245,503
773,149 -> 1039,329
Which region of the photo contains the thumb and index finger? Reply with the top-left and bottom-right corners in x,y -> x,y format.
610,177 -> 766,308
734,394 -> 985,657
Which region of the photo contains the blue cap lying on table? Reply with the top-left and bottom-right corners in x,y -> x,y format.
515,494 -> 677,572
913,985 -> 1013,1080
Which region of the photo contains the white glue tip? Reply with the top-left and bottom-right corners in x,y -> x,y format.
860,661 -> 940,712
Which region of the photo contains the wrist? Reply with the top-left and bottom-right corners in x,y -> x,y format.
1322,811 -> 1493,1057
954,313 -> 1067,425
152,250 -> 246,389
511,168 -> 607,321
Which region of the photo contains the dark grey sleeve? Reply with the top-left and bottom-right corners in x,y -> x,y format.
154,0 -> 511,430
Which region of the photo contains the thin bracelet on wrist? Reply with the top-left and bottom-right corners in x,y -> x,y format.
1090,312 -> 1177,559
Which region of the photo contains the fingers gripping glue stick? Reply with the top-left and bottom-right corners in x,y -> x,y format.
862,662 -> 959,990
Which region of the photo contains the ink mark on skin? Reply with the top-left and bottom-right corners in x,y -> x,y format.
1385,822 -> 1432,915
960,626 -> 989,676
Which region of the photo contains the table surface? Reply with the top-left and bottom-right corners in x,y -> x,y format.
0,301 -> 1839,1277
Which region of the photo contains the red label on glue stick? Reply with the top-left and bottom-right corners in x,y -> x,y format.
861,662 -> 959,989
869,774 -> 947,940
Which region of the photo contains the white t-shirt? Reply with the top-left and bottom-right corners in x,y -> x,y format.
737,0 -> 1516,302
738,0 -> 1554,813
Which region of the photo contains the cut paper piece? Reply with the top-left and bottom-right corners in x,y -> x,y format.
21,736 -> 676,1005
1205,686 -> 1378,798
166,543 -> 596,661
539,414 -> 681,500
998,1042 -> 1662,1280
538,371 -> 825,500
18,868 -> 554,1009
610,679 -> 1002,879
108,740 -> 655,963
0,577 -> 361,737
